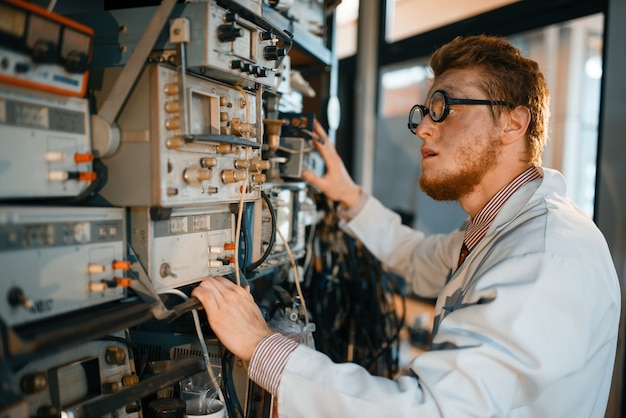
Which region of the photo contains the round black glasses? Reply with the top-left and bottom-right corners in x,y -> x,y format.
407,90 -> 514,134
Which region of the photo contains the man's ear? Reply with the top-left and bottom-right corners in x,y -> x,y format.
502,106 -> 531,145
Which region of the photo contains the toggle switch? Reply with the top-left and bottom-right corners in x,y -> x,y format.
8,287 -> 33,309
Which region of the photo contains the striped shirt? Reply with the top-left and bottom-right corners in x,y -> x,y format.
249,166 -> 543,395
462,166 -> 542,253
249,332 -> 300,395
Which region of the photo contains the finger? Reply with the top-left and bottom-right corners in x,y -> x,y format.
301,168 -> 329,193
301,167 -> 320,184
313,119 -> 329,143
193,280 -> 241,319
200,276 -> 253,304
311,120 -> 336,161
191,285 -> 219,311
198,275 -> 234,292
193,277 -> 231,306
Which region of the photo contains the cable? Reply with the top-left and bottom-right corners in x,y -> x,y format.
238,205 -> 250,270
275,224 -> 310,345
302,199 -> 406,377
302,187 -> 318,287
245,190 -> 276,272
233,85 -> 251,287
157,289 -> 226,405
221,349 -> 245,418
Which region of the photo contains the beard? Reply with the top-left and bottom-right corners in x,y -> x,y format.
419,137 -> 500,201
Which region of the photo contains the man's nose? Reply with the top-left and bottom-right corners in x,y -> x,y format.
414,114 -> 436,140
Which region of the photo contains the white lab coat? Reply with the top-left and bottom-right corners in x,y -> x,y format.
275,168 -> 621,417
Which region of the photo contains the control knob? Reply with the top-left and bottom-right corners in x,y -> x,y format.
223,11 -> 238,23
32,40 -> 57,63
218,24 -> 243,42
65,51 -> 89,73
264,46 -> 286,61
231,59 -> 251,73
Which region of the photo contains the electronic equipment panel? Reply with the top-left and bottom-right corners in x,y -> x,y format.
129,204 -> 240,292
265,0 -> 327,45
72,0 -> 286,89
277,112 -> 324,179
0,82 -> 94,199
0,0 -> 93,97
254,181 -> 316,272
92,63 -> 267,208
13,336 -> 140,418
133,328 -> 250,413
0,206 -> 127,327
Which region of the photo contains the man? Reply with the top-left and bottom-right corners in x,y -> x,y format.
193,35 -> 621,417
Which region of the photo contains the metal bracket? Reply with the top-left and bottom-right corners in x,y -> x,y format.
170,17 -> 191,137
91,0 -> 178,158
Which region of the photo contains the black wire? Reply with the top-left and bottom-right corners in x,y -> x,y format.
302,204 -> 406,378
221,349 -> 245,418
240,204 -> 249,269
245,190 -> 276,272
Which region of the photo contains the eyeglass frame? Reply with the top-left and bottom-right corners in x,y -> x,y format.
407,90 -> 514,134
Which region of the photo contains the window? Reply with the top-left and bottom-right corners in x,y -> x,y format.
385,0 -> 520,42
335,0 -> 359,58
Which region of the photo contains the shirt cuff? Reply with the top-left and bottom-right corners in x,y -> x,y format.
336,189 -> 369,222
248,332 -> 300,396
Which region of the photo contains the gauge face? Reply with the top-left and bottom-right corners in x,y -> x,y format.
190,90 -> 220,135
26,13 -> 60,48
232,26 -> 253,60
62,27 -> 91,58
0,4 -> 26,38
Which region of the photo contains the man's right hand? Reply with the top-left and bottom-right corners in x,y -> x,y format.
192,276 -> 273,362
301,119 -> 361,209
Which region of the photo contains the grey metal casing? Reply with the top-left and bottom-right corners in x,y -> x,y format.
129,204 -> 239,291
14,336 -> 139,418
70,0 -> 279,88
0,83 -> 92,199
92,63 -> 262,208
0,206 -> 126,327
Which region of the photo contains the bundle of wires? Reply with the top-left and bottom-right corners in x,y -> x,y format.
303,200 -> 406,378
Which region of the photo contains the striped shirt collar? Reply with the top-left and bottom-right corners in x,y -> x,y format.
463,166 -> 542,251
